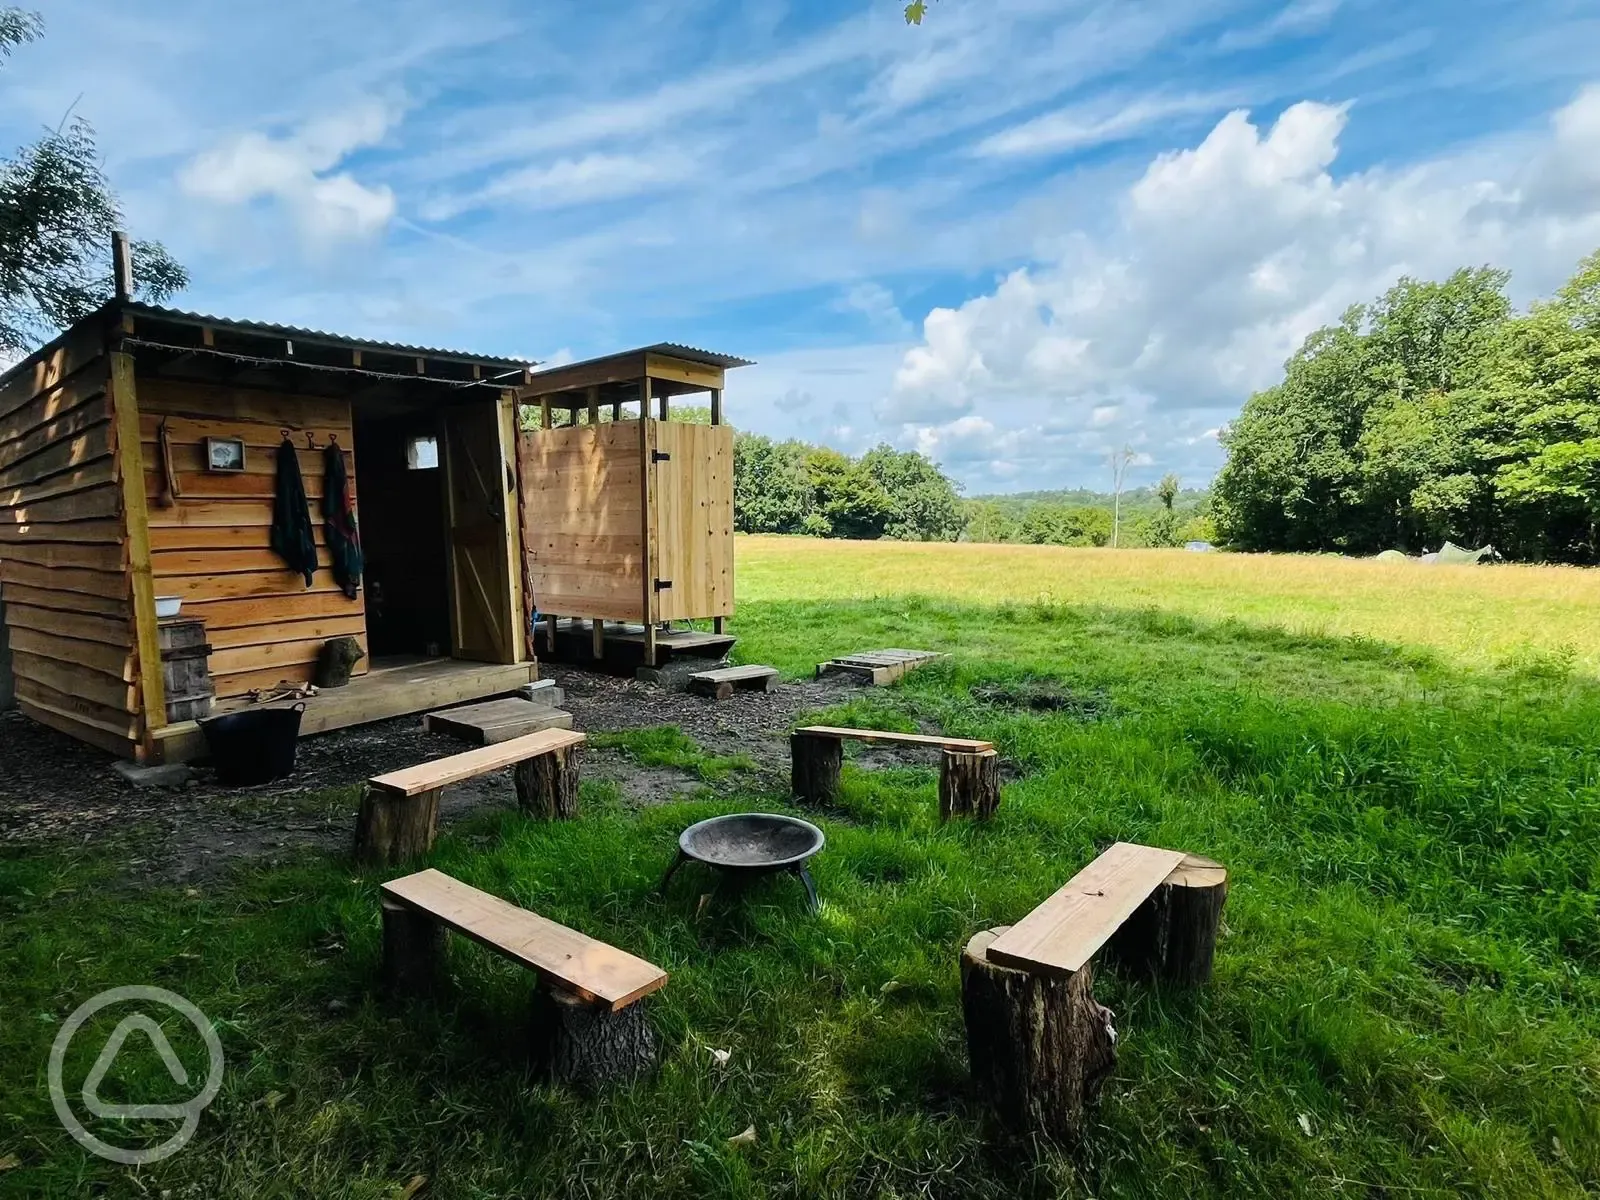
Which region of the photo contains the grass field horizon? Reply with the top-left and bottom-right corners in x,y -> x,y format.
736,535 -> 1600,675
2,540 -> 1597,1197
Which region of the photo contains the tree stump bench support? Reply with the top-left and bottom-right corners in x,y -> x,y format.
354,729 -> 587,865
380,869 -> 667,1090
791,726 -> 998,818
963,843 -> 1228,1142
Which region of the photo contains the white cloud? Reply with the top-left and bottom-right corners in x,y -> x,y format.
1219,0 -> 1344,51
886,86 -> 1600,487
179,100 -> 400,242
422,152 -> 697,219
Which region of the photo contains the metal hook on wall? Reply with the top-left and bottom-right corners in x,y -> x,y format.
305,431 -> 319,450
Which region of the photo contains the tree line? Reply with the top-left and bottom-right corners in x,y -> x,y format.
1215,249 -> 1600,564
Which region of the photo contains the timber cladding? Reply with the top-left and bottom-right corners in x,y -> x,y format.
0,322 -> 139,757
518,420 -> 647,622
515,419 -> 734,626
137,379 -> 369,700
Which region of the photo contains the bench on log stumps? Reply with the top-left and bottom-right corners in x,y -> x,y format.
381,869 -> 666,1090
962,842 -> 1227,1143
790,725 -> 1000,819
354,728 -> 586,866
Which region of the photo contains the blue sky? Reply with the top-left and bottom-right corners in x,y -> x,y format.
6,0 -> 1600,493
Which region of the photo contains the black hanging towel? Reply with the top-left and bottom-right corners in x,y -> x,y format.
322,441 -> 363,599
270,436 -> 318,587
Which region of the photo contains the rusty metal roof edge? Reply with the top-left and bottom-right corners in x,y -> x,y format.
122,302 -> 537,368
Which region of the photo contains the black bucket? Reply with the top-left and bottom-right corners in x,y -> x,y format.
198,703 -> 306,786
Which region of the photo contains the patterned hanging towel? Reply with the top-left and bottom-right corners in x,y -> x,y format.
323,440 -> 363,599
270,436 -> 318,587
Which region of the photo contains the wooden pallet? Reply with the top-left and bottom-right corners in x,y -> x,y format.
815,649 -> 941,686
424,697 -> 575,746
688,664 -> 779,700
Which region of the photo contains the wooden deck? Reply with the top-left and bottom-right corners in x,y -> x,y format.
150,655 -> 537,763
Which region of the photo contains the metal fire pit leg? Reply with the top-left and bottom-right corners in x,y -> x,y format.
792,865 -> 820,913
658,850 -> 690,898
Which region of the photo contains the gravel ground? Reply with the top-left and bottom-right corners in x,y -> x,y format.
0,667 -> 874,883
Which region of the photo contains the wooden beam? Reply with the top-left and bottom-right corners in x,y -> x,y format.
498,390 -> 527,665
540,397 -> 552,430
351,348 -> 362,367
657,392 -> 669,421
415,357 -> 426,375
109,351 -> 167,749
544,614 -> 557,654
710,387 -> 722,426
592,618 -> 605,661
201,326 -> 215,348
587,385 -> 600,425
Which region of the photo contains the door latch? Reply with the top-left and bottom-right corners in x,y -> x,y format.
651,450 -> 671,463
654,578 -> 673,591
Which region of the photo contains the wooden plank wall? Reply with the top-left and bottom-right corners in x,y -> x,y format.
136,379 -> 368,700
516,420 -> 646,622
652,421 -> 734,622
0,323 -> 141,757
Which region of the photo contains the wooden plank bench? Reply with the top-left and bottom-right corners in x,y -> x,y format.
688,664 -> 780,700
961,843 -> 1228,1142
381,868 -> 665,1089
790,725 -> 1001,819
353,728 -> 587,866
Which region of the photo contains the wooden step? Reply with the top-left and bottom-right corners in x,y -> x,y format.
382,869 -> 666,1010
425,697 -> 574,745
816,648 -> 941,686
370,728 -> 587,797
984,843 -> 1188,977
688,664 -> 779,699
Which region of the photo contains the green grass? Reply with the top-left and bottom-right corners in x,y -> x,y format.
589,726 -> 756,781
3,567 -> 1599,1196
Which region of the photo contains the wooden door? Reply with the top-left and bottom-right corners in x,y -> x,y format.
441,400 -> 519,662
649,421 -> 734,622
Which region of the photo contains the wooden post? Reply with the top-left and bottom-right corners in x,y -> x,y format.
791,732 -> 843,805
710,387 -> 722,426
587,385 -> 600,425
713,617 -> 725,635
532,987 -> 658,1091
112,230 -> 133,300
960,927 -> 1117,1143
353,786 -> 440,865
381,898 -> 443,994
657,392 -> 669,421
939,749 -> 1001,821
611,400 -> 621,421
109,351 -> 167,755
544,614 -> 557,654
591,618 -> 605,661
638,377 -> 657,669
514,745 -> 583,820
1105,855 -> 1228,985
539,397 -> 552,430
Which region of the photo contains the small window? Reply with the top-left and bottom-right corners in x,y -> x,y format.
406,436 -> 439,470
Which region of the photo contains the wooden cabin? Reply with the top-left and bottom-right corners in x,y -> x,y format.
0,287 -> 747,764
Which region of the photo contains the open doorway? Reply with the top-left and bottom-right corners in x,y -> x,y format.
353,408 -> 451,658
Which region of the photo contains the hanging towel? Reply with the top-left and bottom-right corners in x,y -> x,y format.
322,442 -> 363,599
270,436 -> 318,587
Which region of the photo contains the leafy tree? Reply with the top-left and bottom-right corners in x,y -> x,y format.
0,7 -> 186,356
732,434 -> 812,533
858,444 -> 964,541
805,446 -> 894,539
961,500 -> 1017,543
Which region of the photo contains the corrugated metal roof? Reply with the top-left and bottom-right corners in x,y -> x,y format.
125,302 -> 535,369
528,342 -> 754,377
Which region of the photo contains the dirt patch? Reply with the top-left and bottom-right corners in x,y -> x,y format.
0,669 -> 864,882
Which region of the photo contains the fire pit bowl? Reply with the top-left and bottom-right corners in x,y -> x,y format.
660,813 -> 825,911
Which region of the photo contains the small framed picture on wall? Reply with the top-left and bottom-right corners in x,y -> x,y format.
205,436 -> 246,472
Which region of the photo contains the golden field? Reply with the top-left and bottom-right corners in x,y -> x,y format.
735,535 -> 1600,673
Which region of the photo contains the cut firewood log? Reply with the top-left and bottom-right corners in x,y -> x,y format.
1105,854 -> 1228,985
939,748 -> 1001,820
790,731 -> 843,805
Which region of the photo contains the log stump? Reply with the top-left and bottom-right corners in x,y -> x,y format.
381,898 -> 443,995
532,987 -> 658,1091
353,786 -> 440,866
514,746 -> 583,820
960,926 -> 1117,1143
315,636 -> 366,689
940,749 -> 1001,820
1105,854 -> 1228,985
791,733 -> 842,805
